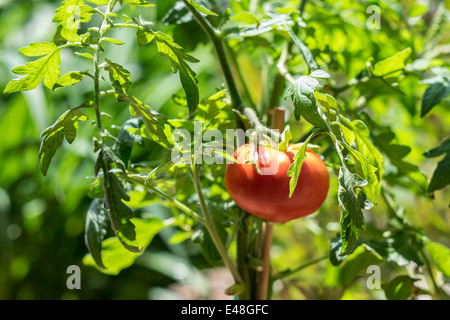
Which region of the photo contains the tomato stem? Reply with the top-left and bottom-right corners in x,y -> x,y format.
236,210 -> 251,300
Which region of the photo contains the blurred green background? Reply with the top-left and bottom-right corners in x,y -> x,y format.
0,0 -> 449,300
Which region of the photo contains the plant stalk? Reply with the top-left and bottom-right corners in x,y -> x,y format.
273,255 -> 327,280
92,2 -> 115,173
190,165 -> 244,286
183,0 -> 251,298
125,175 -> 207,225
182,0 -> 243,111
236,210 -> 251,300
92,0 -> 118,144
223,41 -> 257,110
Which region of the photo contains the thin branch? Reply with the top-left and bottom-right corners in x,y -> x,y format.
224,41 -> 258,110
190,165 -> 244,285
299,0 -> 308,15
149,186 -> 206,225
182,0 -> 243,111
273,255 -> 328,280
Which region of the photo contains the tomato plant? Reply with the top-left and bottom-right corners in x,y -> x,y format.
1,0 -> 449,301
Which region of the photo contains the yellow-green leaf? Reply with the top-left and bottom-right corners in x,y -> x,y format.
373,47 -> 412,78
426,241 -> 450,278
4,44 -> 61,93
53,71 -> 85,90
185,0 -> 218,16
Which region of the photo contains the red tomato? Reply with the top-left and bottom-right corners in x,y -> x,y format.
224,143 -> 329,223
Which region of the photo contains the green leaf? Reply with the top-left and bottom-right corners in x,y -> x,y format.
198,89 -> 230,120
185,0 -> 218,16
347,119 -> 383,203
84,198 -> 108,269
278,129 -> 292,152
104,59 -> 132,93
163,1 -> 193,25
335,246 -> 381,288
364,231 -> 423,267
329,236 -> 363,266
123,95 -> 174,150
425,241 -> 450,278
87,178 -> 105,199
372,47 -> 412,77
200,141 -> 237,164
361,113 -> 427,192
230,11 -> 259,25
53,71 -> 85,90
239,15 -> 294,37
285,76 -> 327,129
86,0 -> 109,4
102,168 -> 141,253
135,29 -> 155,46
369,123 -> 418,174
333,122 -> 355,146
423,138 -> 450,193
310,69 -> 330,79
154,31 -> 199,113
315,92 -> 338,113
168,230 -> 194,245
100,143 -> 127,175
382,275 -> 416,300
18,42 -> 59,56
338,166 -> 373,256
100,37 -> 125,45
205,89 -> 228,104
82,28 -> 100,45
83,217 -> 167,275
287,130 -> 320,198
340,145 -> 379,204
52,0 -> 95,42
4,42 -> 61,93
123,0 -> 155,7
53,0 -> 94,26
75,51 -> 94,60
283,22 -> 318,72
421,81 -> 450,117
114,118 -> 144,168
122,14 -> 132,24
329,237 -> 347,266
39,108 -> 88,176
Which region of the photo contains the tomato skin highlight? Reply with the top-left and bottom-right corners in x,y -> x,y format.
224,143 -> 330,223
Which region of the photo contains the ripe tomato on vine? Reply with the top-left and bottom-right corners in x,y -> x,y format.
225,143 -> 329,223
